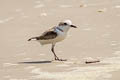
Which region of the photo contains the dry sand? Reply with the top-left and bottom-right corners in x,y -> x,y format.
1,0 -> 120,80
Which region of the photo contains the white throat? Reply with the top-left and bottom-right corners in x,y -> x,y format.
57,25 -> 70,33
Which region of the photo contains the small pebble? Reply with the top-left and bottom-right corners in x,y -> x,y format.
80,4 -> 87,7
85,60 -> 100,64
97,8 -> 107,13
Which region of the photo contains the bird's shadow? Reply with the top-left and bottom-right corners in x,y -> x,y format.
18,60 -> 52,64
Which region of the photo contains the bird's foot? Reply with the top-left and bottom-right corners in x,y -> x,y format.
55,58 -> 67,61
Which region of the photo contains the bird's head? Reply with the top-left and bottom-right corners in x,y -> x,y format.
58,20 -> 77,32
59,20 -> 77,28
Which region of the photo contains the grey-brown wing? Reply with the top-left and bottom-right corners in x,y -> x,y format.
37,31 -> 57,40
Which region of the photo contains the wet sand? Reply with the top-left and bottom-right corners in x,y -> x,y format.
1,0 -> 120,80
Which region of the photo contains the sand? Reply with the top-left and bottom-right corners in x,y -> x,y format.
1,0 -> 120,80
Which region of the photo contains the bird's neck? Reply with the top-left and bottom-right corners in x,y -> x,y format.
57,26 -> 70,33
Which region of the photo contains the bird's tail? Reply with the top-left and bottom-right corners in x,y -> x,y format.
28,37 -> 39,41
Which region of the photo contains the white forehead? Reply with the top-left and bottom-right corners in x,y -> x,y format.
63,20 -> 72,25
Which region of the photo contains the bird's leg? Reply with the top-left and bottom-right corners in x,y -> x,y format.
51,44 -> 67,61
51,44 -> 59,60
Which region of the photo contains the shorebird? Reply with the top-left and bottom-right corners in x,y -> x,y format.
28,20 -> 77,61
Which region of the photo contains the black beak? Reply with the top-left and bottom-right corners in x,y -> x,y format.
70,25 -> 77,28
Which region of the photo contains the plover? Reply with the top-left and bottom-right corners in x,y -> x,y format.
28,20 -> 77,61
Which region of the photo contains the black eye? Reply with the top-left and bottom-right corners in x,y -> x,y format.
64,23 -> 67,25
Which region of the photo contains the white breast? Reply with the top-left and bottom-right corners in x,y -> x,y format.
54,29 -> 67,42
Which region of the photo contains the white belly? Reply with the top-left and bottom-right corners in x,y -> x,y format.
38,33 -> 66,45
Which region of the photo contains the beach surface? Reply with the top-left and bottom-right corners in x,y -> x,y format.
1,0 -> 120,80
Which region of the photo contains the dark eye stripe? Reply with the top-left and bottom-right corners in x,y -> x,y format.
64,23 -> 67,25
59,22 -> 68,26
